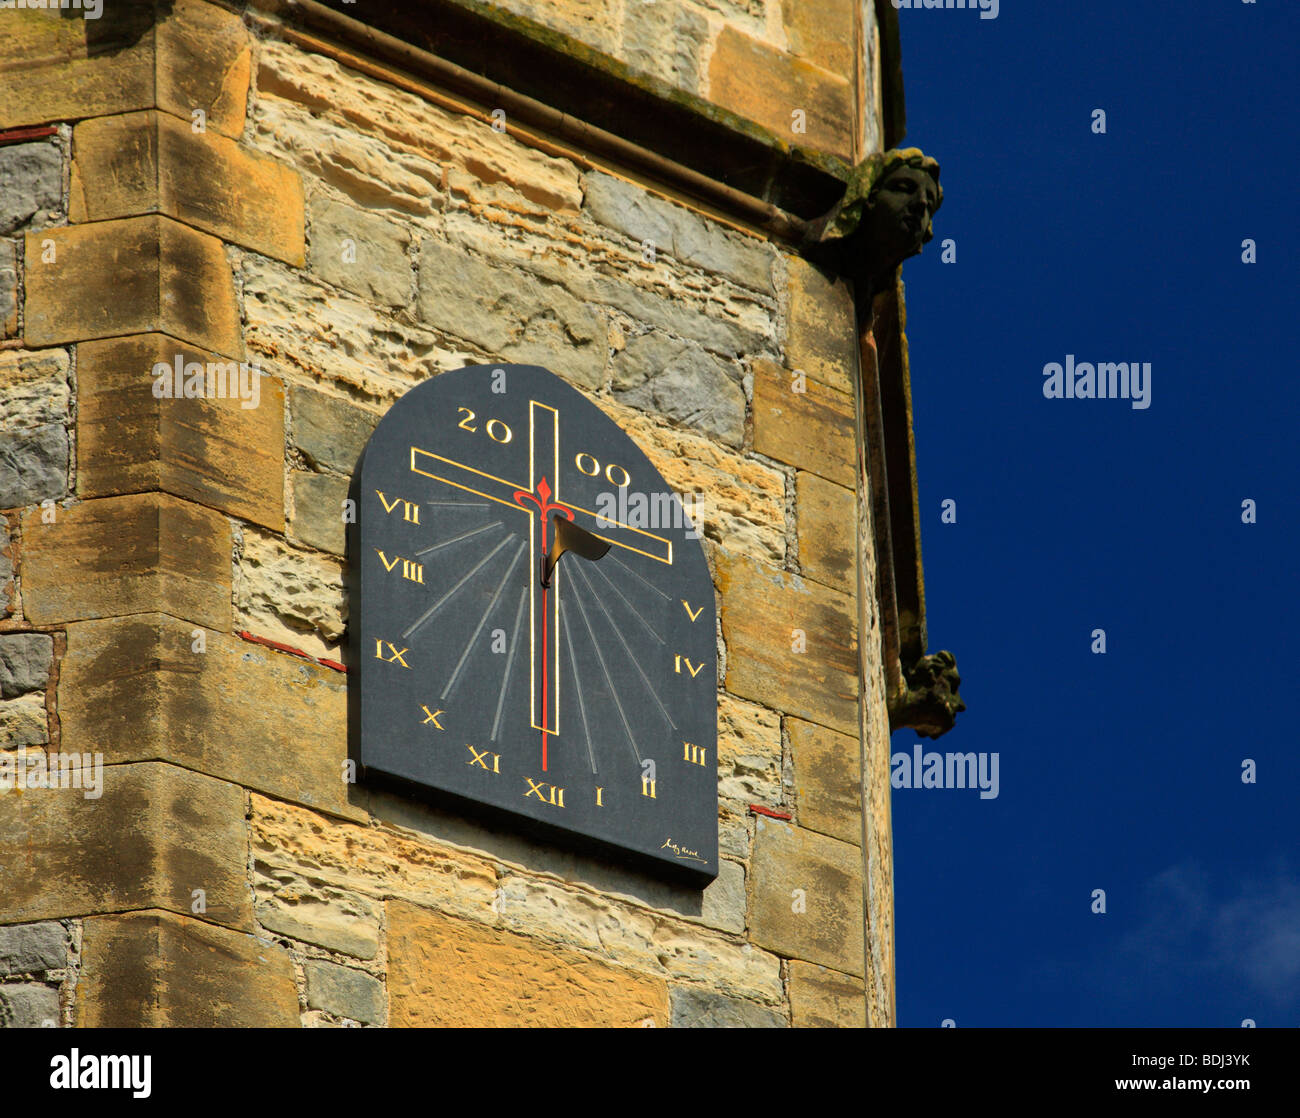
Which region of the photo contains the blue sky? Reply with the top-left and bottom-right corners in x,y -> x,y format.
887,0 -> 1299,1027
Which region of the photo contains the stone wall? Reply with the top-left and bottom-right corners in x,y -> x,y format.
0,0 -> 893,1027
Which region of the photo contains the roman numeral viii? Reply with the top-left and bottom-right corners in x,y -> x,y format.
375,549 -> 424,583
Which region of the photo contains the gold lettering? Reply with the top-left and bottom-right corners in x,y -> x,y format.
401,558 -> 424,583
467,745 -> 500,772
374,640 -> 410,667
403,502 -> 420,524
674,654 -> 705,678
683,742 -> 707,766
375,549 -> 401,572
641,777 -> 657,799
376,490 -> 402,513
596,786 -> 604,807
682,600 -> 704,622
421,706 -> 445,730
524,777 -> 564,807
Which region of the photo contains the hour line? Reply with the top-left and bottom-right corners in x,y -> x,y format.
491,585 -> 529,744
442,540 -> 527,701
605,552 -> 671,601
571,562 -> 676,732
401,534 -> 514,639
586,559 -> 664,645
415,520 -> 500,557
569,575 -> 642,766
560,607 -> 597,775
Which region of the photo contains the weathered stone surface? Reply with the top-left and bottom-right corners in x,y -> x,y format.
700,858 -> 746,935
752,358 -> 855,487
490,0 -> 622,55
0,693 -> 48,749
242,256 -> 458,405
786,255 -> 856,396
303,960 -> 385,1025
417,236 -> 605,389
0,922 -> 66,975
781,0 -> 856,79
0,348 -> 70,509
789,960 -> 867,1027
0,141 -> 62,235
612,332 -> 745,447
585,172 -> 775,294
622,0 -> 707,92
388,901 -> 671,1027
0,762 -> 252,928
69,110 -> 305,265
594,397 -> 786,563
749,819 -> 864,976
155,0 -> 253,138
24,217 -> 243,357
22,493 -> 231,630
494,874 -> 782,1004
250,794 -> 499,924
669,986 -> 787,1028
0,633 -> 52,698
716,551 -> 858,735
0,984 -> 59,1028
60,615 -> 353,818
445,211 -> 776,361
0,517 -> 11,616
77,910 -> 298,1028
797,470 -> 855,592
0,6 -> 154,129
290,472 -> 350,556
310,198 -> 412,306
234,528 -> 346,657
707,28 -> 854,160
0,237 -> 17,337
291,386 -> 380,475
76,334 -> 285,532
789,718 -> 861,847
717,693 -> 783,809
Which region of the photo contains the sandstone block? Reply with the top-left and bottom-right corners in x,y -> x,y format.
0,762 -> 251,928
717,694 -> 783,809
0,6 -> 155,129
752,358 -> 855,487
24,216 -> 243,357
0,693 -> 48,749
0,348 -> 70,509
155,0 -> 253,139
622,1 -> 707,93
797,470 -> 855,592
780,0 -> 856,79
0,633 -> 52,698
303,960 -> 385,1025
789,718 -> 862,847
59,614 -> 353,818
76,334 -> 285,531
707,28 -> 854,160
21,493 -> 231,630
669,986 -> 787,1028
77,910 -> 298,1028
749,820 -> 864,976
233,528 -> 346,655
0,516 -> 11,616
0,922 -> 66,975
789,960 -> 867,1027
786,254 -> 856,396
388,901 -> 670,1027
69,110 -> 304,265
256,875 -> 381,960
309,198 -> 412,306
0,141 -> 63,235
716,551 -> 858,735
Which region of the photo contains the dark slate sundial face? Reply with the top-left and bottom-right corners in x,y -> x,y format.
354,365 -> 718,885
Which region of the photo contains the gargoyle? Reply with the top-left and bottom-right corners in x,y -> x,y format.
802,147 -> 943,302
890,650 -> 965,740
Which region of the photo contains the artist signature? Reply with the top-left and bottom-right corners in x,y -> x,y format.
661,838 -> 706,863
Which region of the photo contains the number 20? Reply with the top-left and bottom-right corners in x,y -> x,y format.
457,407 -> 512,443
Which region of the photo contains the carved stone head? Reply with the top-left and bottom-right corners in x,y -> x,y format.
804,147 -> 943,298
